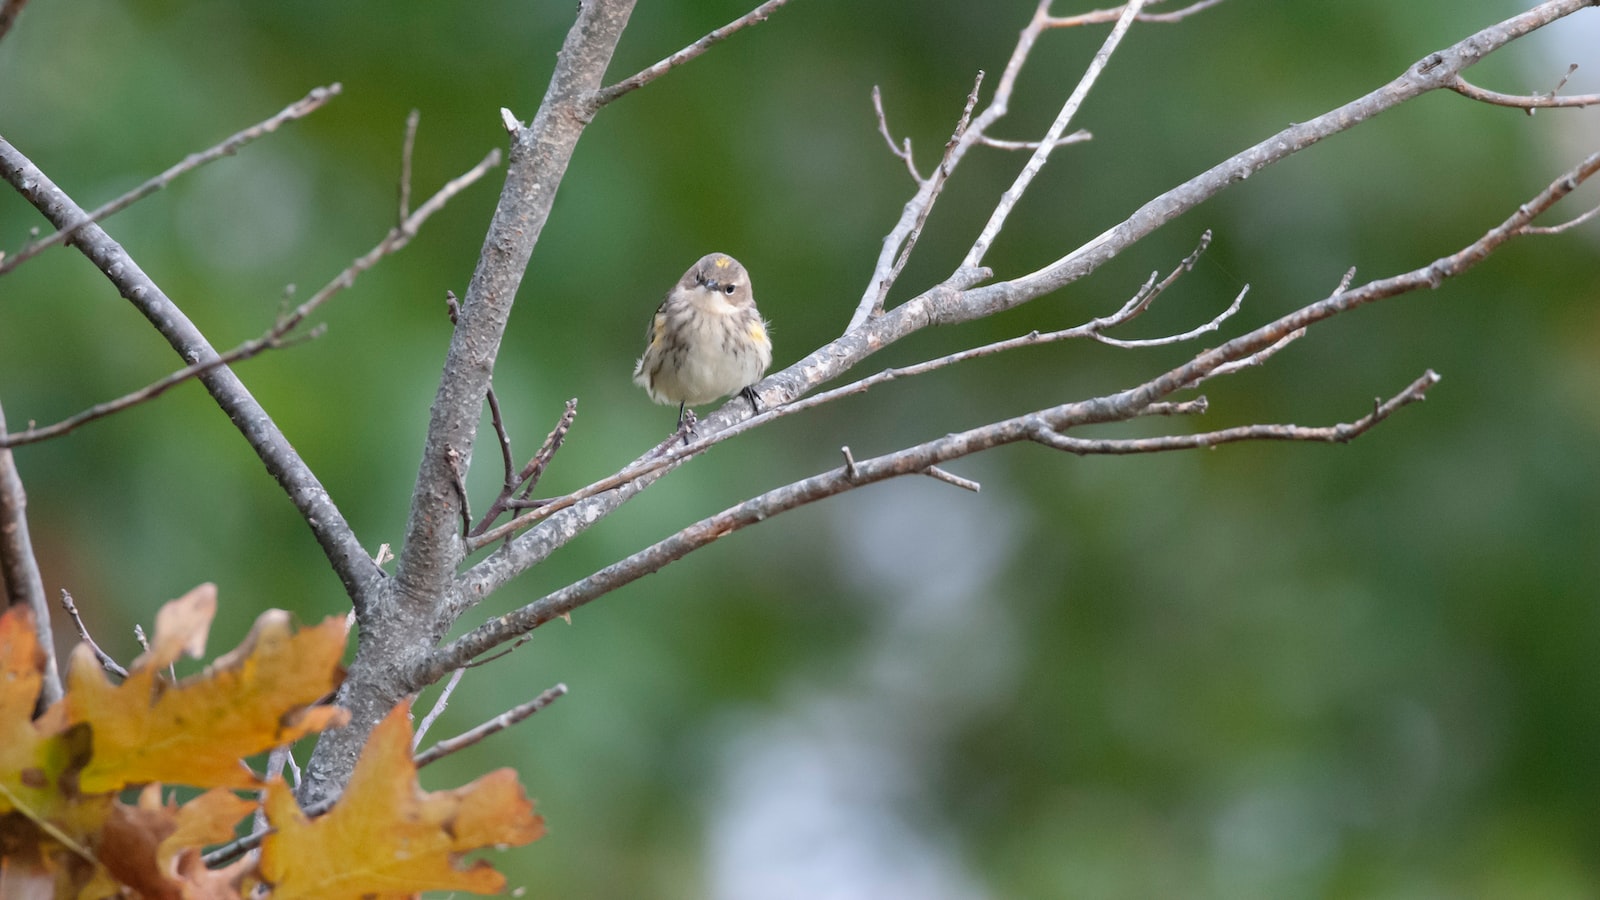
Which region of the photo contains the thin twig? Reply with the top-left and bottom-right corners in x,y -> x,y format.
412,667 -> 466,751
486,383 -> 517,500
873,72 -> 985,313
924,466 -> 980,492
0,326 -> 323,449
413,683 -> 569,768
1448,70 -> 1600,110
471,399 -> 579,535
0,84 -> 342,276
398,109 -> 420,222
964,0 -> 1148,269
976,131 -> 1093,151
59,589 -> 129,679
1203,328 -> 1306,381
1093,283 -> 1248,348
1517,202 -> 1600,234
594,0 -> 794,106
873,85 -> 925,184
256,747 -> 293,834
1031,370 -> 1440,453
1046,0 -> 1229,27
285,747 -> 303,789
274,148 -> 502,338
515,399 -> 578,502
463,634 -> 532,669
0,149 -> 498,450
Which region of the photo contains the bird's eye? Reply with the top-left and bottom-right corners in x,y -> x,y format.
723,284 -> 736,295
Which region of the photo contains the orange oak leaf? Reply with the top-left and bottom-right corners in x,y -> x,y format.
64,594 -> 350,793
259,701 -> 544,899
0,607 -> 109,898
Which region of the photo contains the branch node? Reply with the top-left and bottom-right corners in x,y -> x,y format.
841,445 -> 860,481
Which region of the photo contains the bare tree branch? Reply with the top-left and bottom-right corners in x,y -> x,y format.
417,145 -> 1600,680
963,0 -> 1148,269
872,85 -> 925,185
412,683 -> 568,768
0,147 -> 499,450
0,399 -> 61,707
0,84 -> 341,277
398,108 -> 420,222
299,0 -> 650,809
871,73 -> 985,314
440,0 -> 1600,668
464,228 -> 1218,552
1047,0 -> 1228,27
411,667 -> 466,750
593,0 -> 794,107
59,590 -> 128,679
1031,370 -> 1440,454
1448,68 -> 1600,110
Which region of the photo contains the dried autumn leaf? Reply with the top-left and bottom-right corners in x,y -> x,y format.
0,607 -> 109,898
133,582 -> 217,671
98,784 -> 256,900
65,596 -> 350,793
259,701 -> 543,899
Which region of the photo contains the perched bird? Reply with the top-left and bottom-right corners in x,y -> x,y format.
634,252 -> 772,432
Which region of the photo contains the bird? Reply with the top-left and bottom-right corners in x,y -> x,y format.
633,252 -> 772,434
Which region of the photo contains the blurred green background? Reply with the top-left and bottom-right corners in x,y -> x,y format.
3,1 -> 1599,896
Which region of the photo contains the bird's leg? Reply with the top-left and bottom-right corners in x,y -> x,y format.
740,385 -> 762,415
676,404 -> 698,446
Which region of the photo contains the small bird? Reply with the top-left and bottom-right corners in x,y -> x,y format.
634,253 -> 772,433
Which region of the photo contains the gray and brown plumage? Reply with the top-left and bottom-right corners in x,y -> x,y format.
634,253 -> 772,429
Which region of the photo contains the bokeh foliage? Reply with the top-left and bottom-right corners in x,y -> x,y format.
2,1 -> 1598,896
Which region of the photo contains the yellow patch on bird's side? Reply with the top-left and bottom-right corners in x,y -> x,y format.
749,321 -> 767,343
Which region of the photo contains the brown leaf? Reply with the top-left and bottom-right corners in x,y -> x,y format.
65,601 -> 349,793
259,701 -> 543,899
99,785 -> 183,900
97,784 -> 257,900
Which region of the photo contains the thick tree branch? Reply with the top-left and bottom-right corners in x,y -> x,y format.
0,400 -> 61,707
307,0 -> 646,810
